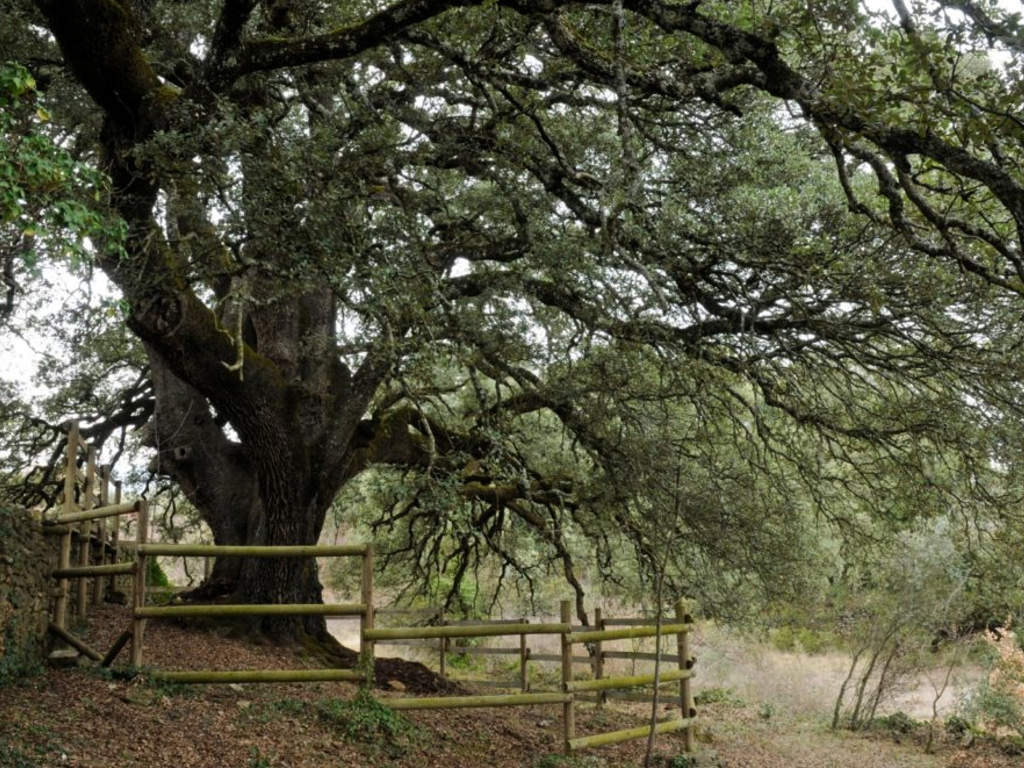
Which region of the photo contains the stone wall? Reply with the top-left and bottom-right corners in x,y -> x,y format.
0,505 -> 52,681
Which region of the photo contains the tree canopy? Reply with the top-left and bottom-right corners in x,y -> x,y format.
2,0 -> 1024,637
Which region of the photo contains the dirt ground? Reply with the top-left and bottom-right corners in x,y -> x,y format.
0,604 -> 1018,768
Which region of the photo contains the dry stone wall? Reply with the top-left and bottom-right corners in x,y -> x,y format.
0,505 -> 52,681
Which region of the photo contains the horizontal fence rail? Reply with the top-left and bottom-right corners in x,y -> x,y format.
364,623 -> 570,641
51,500 -> 139,525
386,692 -> 572,711
577,690 -> 681,704
566,668 -> 693,693
52,562 -> 136,579
133,543 -> 368,557
453,646 -> 523,656
148,669 -> 364,684
528,653 -> 592,664
602,618 -> 666,627
135,603 -> 367,618
602,650 -> 679,662
568,622 -> 692,644
568,716 -> 694,751
445,618 -> 525,626
373,638 -> 437,647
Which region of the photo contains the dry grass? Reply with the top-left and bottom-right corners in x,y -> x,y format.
688,623 -> 989,722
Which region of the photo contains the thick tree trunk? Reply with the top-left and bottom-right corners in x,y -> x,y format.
236,517 -> 331,640
145,344 -> 340,640
142,316 -> 389,645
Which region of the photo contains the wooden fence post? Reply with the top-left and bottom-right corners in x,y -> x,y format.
561,600 -> 574,754
93,463 -> 109,605
439,609 -> 447,679
76,445 -> 96,620
54,422 -> 78,636
111,480 -> 122,593
676,599 -> 694,752
131,499 -> 149,668
520,617 -> 529,692
594,607 -> 606,707
54,526 -> 72,632
360,543 -> 375,686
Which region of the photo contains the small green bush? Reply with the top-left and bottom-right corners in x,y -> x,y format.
965,640 -> 1000,666
145,675 -> 194,700
871,711 -> 919,736
445,650 -> 474,670
944,715 -> 971,737
963,676 -> 1024,737
147,558 -> 170,588
768,625 -> 832,654
533,755 -> 604,768
93,667 -> 195,701
0,741 -> 42,768
998,734 -> 1024,756
794,628 -> 832,654
316,691 -> 417,757
693,687 -> 741,706
769,627 -> 797,652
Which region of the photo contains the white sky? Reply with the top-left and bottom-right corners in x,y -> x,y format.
1,265 -> 118,393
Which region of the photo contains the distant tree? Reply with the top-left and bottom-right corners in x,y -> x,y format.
827,526 -> 969,730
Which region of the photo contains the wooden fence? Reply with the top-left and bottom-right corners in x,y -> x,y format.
40,423 -> 698,755
362,600 -> 698,753
130,540 -> 371,685
371,611 -> 531,689
374,608 -> 693,705
41,420 -> 140,665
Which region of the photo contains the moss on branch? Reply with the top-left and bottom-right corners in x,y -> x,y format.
36,0 -> 164,129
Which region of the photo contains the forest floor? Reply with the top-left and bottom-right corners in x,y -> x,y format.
1,604 -> 1020,768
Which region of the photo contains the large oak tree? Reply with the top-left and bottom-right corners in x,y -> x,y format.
4,0 -> 1024,644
